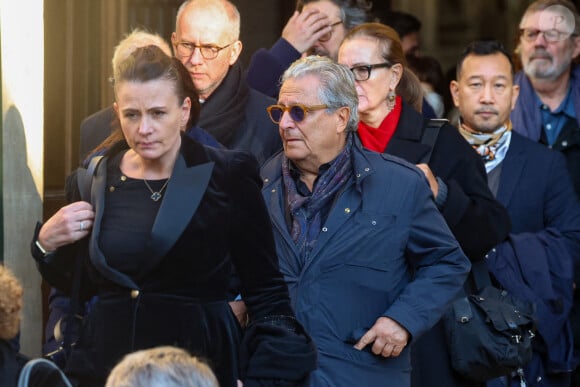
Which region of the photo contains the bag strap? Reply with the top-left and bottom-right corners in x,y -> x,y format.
17,358 -> 73,387
77,155 -> 103,202
419,119 -> 447,164
471,260 -> 493,292
60,155 -> 103,359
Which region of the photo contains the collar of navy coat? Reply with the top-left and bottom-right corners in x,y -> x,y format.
88,135 -> 215,290
260,135 -> 425,273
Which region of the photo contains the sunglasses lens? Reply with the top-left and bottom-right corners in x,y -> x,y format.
269,107 -> 283,123
289,106 -> 306,122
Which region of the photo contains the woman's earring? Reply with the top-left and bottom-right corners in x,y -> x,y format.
387,89 -> 396,113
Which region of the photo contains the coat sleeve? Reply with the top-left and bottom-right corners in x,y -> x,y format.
433,125 -> 511,261
246,38 -> 302,98
382,176 -> 471,340
227,151 -> 317,385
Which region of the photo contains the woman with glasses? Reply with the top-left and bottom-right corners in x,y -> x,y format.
338,23 -> 512,387
31,45 -> 316,387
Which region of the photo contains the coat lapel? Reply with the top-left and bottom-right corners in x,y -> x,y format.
496,134 -> 526,207
385,102 -> 431,163
262,156 -> 303,275
149,154 -> 214,259
89,156 -> 139,289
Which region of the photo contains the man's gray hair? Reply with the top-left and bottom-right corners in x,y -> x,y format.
105,346 -> 218,387
282,55 -> 359,132
297,0 -> 372,30
521,0 -> 579,36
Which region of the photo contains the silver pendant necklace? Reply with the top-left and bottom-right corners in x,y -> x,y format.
143,178 -> 169,202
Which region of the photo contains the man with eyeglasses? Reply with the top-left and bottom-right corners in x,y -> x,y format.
172,0 -> 281,166
246,0 -> 373,98
260,55 -> 470,386
510,2 -> 580,382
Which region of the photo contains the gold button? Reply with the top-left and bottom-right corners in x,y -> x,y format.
344,208 -> 351,214
271,189 -> 276,193
264,178 -> 269,183
109,186 -> 115,192
120,175 -> 127,181
130,289 -> 139,298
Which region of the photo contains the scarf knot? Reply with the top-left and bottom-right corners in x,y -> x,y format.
282,135 -> 354,261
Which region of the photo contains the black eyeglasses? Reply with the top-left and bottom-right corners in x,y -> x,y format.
350,62 -> 392,81
319,20 -> 343,42
174,41 -> 234,60
266,104 -> 329,123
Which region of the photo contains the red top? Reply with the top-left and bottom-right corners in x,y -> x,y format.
357,96 -> 402,152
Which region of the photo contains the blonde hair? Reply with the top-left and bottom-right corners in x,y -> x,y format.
0,265 -> 23,341
105,346 -> 218,387
111,29 -> 172,81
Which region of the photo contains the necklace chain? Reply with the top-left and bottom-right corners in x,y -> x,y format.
143,178 -> 170,202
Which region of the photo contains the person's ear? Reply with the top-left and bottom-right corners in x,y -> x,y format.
389,63 -> 403,90
228,40 -> 243,65
510,84 -> 520,111
113,102 -> 119,115
181,97 -> 191,129
335,106 -> 350,134
450,80 -> 460,108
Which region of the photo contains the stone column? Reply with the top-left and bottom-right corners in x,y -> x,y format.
0,0 -> 44,357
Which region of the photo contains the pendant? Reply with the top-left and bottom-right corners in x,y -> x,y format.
150,192 -> 162,201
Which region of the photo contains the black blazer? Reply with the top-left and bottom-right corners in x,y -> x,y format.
384,102 -> 511,261
33,135 -> 315,386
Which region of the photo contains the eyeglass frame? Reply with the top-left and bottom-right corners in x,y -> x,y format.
319,20 -> 343,42
519,28 -> 576,43
349,62 -> 393,81
266,103 -> 330,124
174,41 -> 235,60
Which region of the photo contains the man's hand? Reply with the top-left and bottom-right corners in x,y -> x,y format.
282,9 -> 331,53
416,163 -> 439,198
354,317 -> 410,358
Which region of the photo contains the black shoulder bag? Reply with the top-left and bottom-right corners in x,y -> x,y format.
44,156 -> 102,369
443,260 -> 536,382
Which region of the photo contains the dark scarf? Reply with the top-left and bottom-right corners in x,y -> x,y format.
282,135 -> 353,260
198,60 -> 250,147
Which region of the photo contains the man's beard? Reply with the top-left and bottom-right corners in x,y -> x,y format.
523,48 -> 572,80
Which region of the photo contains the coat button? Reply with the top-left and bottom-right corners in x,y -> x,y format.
271,188 -> 276,193
322,227 -> 328,232
130,290 -> 139,299
109,186 -> 115,192
371,220 -> 377,225
264,178 -> 269,183
562,141 -> 568,147
356,173 -> 361,178
344,208 -> 350,214
364,167 -> 370,172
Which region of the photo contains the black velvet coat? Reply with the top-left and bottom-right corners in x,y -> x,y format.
32,135 -> 315,387
377,102 -> 511,387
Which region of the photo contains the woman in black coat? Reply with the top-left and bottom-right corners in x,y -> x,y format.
338,23 -> 511,387
31,45 -> 315,387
